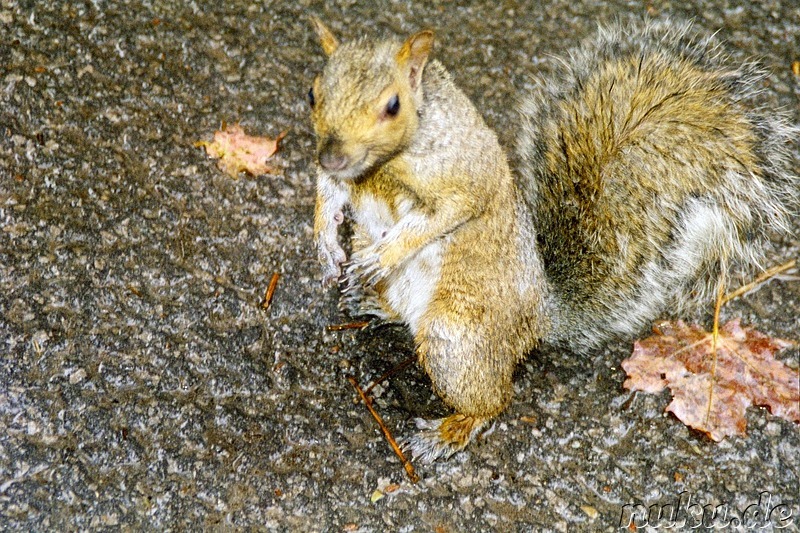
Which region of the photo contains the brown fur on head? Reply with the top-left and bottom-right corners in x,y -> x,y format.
308,18 -> 434,180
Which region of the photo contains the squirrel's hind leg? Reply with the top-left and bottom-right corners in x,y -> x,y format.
406,311 -> 516,462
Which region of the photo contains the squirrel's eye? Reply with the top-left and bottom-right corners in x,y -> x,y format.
308,87 -> 316,108
385,94 -> 400,117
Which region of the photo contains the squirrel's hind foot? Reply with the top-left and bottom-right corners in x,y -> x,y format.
403,413 -> 491,463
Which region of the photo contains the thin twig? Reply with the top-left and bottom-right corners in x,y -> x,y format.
359,355 -> 417,400
348,375 -> 419,484
327,321 -> 370,331
261,272 -> 280,310
722,259 -> 796,305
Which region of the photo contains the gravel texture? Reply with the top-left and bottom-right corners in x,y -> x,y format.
1,1 -> 798,531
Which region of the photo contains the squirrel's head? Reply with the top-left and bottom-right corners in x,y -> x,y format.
308,17 -> 433,180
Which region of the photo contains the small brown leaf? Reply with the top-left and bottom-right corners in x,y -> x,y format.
622,319 -> 798,441
196,124 -> 286,178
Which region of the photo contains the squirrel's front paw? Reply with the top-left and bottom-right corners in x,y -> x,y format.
402,414 -> 490,463
318,241 -> 347,287
341,245 -> 388,288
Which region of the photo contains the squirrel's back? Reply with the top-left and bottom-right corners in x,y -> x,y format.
517,20 -> 798,351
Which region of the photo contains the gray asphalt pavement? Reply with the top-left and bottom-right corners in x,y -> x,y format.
1,1 -> 798,530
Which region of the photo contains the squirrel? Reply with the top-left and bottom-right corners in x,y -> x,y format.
307,17 -> 798,462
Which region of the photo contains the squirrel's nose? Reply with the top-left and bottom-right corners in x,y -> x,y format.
318,138 -> 350,171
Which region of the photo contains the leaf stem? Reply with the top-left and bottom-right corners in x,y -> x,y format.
706,279 -> 725,427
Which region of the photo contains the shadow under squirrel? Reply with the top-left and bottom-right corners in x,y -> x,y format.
308,18 -> 798,462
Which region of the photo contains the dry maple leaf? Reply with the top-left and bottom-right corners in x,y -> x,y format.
196,124 -> 286,178
622,319 -> 798,441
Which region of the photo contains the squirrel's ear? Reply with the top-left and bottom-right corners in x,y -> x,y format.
310,16 -> 339,56
397,30 -> 434,90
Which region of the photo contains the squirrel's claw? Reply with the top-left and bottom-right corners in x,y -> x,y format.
322,267 -> 342,288
338,264 -> 403,326
402,414 -> 491,464
338,282 -> 391,320
338,274 -> 358,293
342,248 -> 387,288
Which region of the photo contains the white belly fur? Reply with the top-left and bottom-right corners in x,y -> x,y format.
384,242 -> 443,335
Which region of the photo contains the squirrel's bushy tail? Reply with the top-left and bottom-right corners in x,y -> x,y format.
516,19 -> 798,350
